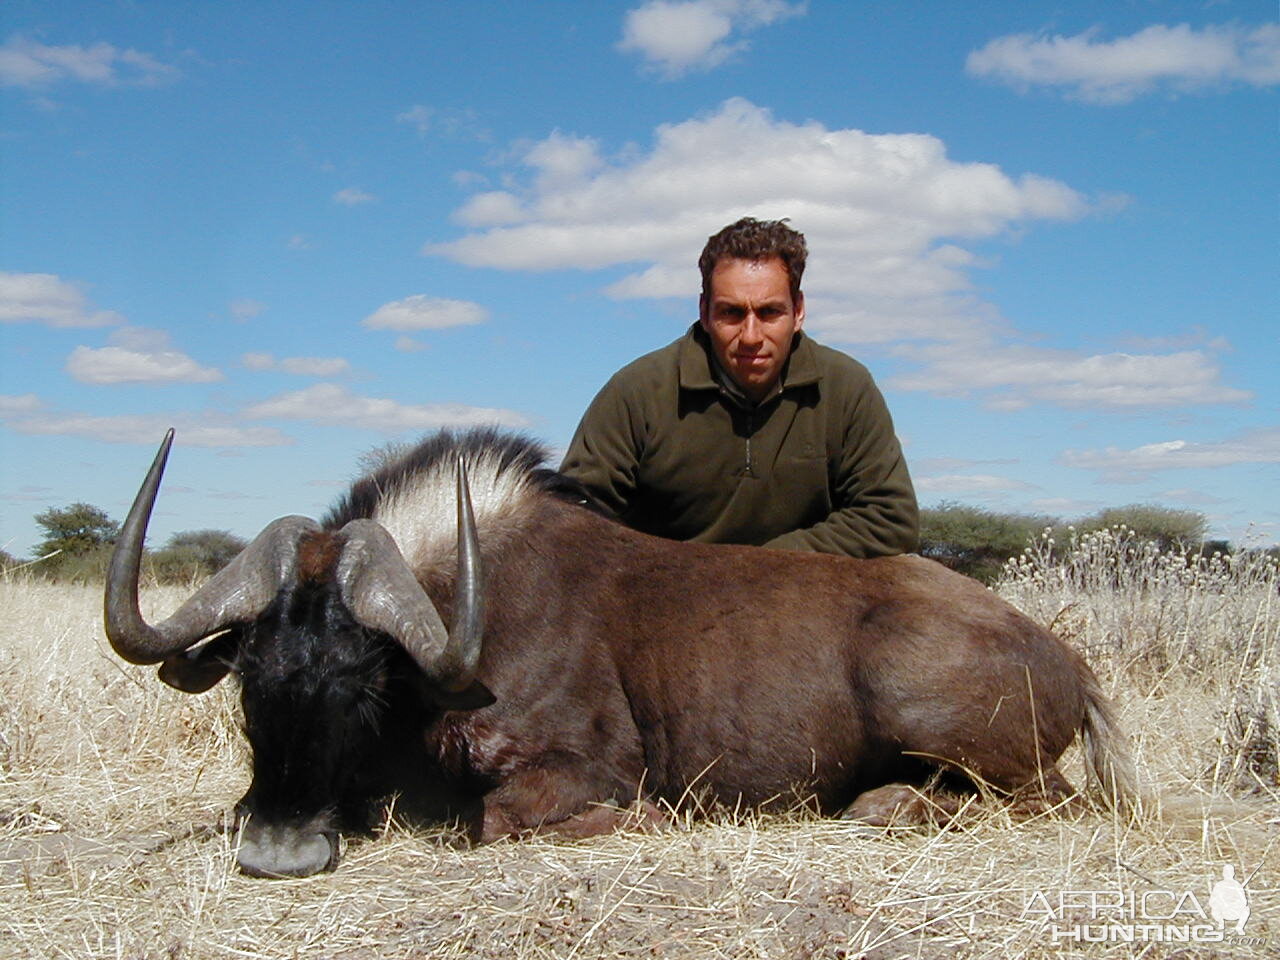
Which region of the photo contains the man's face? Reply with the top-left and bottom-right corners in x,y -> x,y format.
700,256 -> 805,402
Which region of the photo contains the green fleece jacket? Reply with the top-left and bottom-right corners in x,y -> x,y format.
560,324 -> 919,557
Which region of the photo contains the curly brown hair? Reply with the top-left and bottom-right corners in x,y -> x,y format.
698,217 -> 807,309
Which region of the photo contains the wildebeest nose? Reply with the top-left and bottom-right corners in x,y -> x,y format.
235,821 -> 337,879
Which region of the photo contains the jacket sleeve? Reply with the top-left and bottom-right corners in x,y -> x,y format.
558,372 -> 646,519
763,375 -> 919,558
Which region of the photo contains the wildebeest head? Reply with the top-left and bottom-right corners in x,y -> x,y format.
104,431 -> 494,877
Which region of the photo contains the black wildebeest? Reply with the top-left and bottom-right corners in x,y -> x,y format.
105,428 -> 1135,877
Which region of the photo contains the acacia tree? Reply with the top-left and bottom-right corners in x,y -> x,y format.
918,502 -> 1058,582
33,503 -> 120,559
30,502 -> 121,581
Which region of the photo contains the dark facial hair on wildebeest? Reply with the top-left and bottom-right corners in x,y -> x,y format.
104,428 -> 1137,877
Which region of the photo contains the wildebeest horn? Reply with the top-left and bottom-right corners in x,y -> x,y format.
104,429 -> 319,665
337,456 -> 485,691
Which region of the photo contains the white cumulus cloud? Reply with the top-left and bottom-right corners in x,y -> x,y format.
619,0 -> 806,78
394,336 -> 426,353
230,298 -> 265,321
891,343 -> 1250,411
0,393 -> 42,414
1157,488 -> 1227,507
0,34 -> 179,88
427,97 -> 1087,346
242,352 -> 274,371
426,98 -> 1251,414
914,473 -> 1038,495
6,411 -> 289,447
362,295 -> 488,331
240,352 -> 351,377
0,272 -> 124,327
334,187 -> 377,206
1060,428 -> 1280,482
278,356 -> 349,376
66,327 -> 222,385
453,190 -> 528,227
244,383 -> 529,432
967,22 -> 1280,103
395,103 -> 487,140
396,104 -> 435,136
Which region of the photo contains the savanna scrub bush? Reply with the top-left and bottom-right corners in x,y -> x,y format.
997,524 -> 1279,794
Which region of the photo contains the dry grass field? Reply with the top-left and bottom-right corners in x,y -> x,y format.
1,529 -> 1276,959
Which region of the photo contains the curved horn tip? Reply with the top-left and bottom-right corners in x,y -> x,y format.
104,428 -> 180,665
106,430 -> 303,666
131,428 -> 175,487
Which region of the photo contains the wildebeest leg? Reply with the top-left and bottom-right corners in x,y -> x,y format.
476,768 -> 666,842
480,798 -> 667,841
843,764 -> 1081,827
840,783 -> 965,827
536,799 -> 668,839
1003,764 -> 1083,817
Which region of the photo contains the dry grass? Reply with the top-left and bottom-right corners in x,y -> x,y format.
1,537 -> 1277,959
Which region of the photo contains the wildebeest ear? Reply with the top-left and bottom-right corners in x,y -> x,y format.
156,629 -> 242,693
430,680 -> 496,712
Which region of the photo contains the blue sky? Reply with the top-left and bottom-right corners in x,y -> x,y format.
2,0 -> 1277,557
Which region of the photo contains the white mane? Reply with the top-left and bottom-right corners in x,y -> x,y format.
371,448 -> 538,569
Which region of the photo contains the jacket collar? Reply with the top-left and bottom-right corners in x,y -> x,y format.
678,322 -> 820,402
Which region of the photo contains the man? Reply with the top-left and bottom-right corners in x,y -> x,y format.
560,217 -> 918,557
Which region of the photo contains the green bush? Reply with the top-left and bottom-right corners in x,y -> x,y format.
31,542 -> 116,583
21,508 -> 249,585
1077,503 -> 1208,551
921,502 -> 1217,582
147,529 -> 248,584
0,548 -> 24,579
919,502 -> 1058,582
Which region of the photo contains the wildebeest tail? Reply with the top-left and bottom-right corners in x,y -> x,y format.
1078,666 -> 1140,813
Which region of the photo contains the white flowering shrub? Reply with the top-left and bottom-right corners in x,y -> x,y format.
996,525 -> 1279,793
